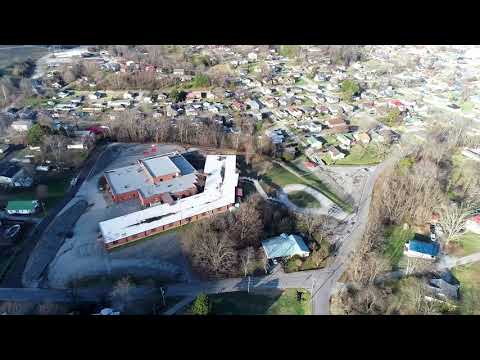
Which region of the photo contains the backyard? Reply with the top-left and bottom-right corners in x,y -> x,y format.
383,225 -> 414,268
187,289 -> 312,315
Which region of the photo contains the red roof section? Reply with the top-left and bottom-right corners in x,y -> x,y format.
304,161 -> 318,169
470,215 -> 480,224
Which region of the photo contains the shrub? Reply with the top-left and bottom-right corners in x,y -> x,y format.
190,293 -> 210,315
284,256 -> 303,273
340,79 -> 361,101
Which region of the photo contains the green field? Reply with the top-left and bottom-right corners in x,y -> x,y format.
453,263 -> 480,290
454,232 -> 480,257
334,144 -> 384,165
263,163 -> 352,212
452,263 -> 480,315
263,164 -> 304,187
288,191 -> 321,208
205,289 -> 311,315
384,225 -> 414,268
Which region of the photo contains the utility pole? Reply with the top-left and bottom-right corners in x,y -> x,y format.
247,276 -> 251,293
310,278 -> 316,310
160,287 -> 166,307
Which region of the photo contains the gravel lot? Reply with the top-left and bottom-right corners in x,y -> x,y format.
46,143 -> 195,289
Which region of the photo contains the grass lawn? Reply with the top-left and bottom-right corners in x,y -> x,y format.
452,263 -> 480,290
453,232 -> 480,257
206,289 -> 311,315
288,191 -> 321,208
263,164 -> 303,188
263,163 -> 352,212
384,225 -> 414,268
323,135 -> 339,146
461,101 -> 474,113
334,144 -> 384,165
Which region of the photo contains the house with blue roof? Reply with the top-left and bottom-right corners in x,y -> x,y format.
404,233 -> 440,260
261,233 -> 310,260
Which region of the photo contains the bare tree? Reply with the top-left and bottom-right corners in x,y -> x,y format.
258,248 -> 269,274
296,212 -> 327,242
42,134 -> 68,164
239,246 -> 254,277
438,202 -> 475,245
232,195 -> 263,247
184,220 -> 237,277
110,276 -> 135,312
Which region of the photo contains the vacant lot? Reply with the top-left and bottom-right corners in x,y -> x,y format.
287,191 -> 321,208
335,144 -> 384,166
188,289 -> 311,315
0,45 -> 48,70
263,163 -> 352,212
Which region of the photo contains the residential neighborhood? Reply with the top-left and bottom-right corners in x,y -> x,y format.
0,44 -> 479,316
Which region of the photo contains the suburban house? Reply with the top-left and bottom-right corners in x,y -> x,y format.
427,275 -> 460,301
465,215 -> 480,234
336,134 -> 352,148
353,132 -> 371,144
306,136 -> 323,149
261,233 -> 310,260
11,120 -> 33,132
6,200 -> 40,215
99,154 -> 239,250
186,91 -> 215,102
0,144 -> 10,154
0,163 -> 33,188
327,146 -> 346,160
247,52 -> 258,62
404,233 -> 440,260
324,116 -> 348,133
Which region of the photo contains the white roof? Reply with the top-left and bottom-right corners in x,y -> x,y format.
140,156 -> 180,178
99,155 -> 239,244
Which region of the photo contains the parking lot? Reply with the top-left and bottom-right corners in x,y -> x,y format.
46,143 -> 196,289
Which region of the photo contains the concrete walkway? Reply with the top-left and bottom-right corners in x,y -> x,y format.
438,252 -> 480,269
163,295 -> 196,315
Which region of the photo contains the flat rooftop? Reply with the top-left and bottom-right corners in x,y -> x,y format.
140,155 -> 180,178
99,154 -> 238,244
104,153 -> 197,198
